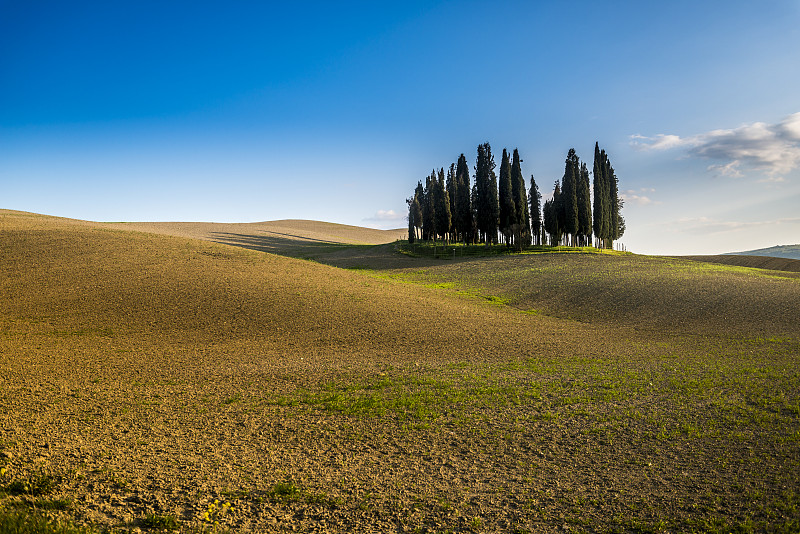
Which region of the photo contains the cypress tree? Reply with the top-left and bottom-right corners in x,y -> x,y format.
475,143 -> 498,244
561,149 -> 579,246
498,148 -> 515,245
474,144 -> 488,243
471,182 -> 479,244
529,175 -> 542,246
446,163 -> 457,242
456,153 -> 472,244
411,188 -> 423,241
591,144 -> 625,248
423,170 -> 437,241
407,198 -> 416,244
609,163 -> 625,245
577,162 -> 592,247
553,181 -> 565,246
601,153 -> 613,247
487,145 -> 499,244
511,148 -> 530,247
592,142 -> 606,248
436,167 -> 452,243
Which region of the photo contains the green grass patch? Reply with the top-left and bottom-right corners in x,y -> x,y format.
398,241 -> 627,259
267,369 -> 544,422
142,513 -> 181,531
0,508 -> 93,534
5,471 -> 59,496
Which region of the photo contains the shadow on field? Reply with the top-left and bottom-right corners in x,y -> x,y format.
210,232 -> 373,259
210,231 -> 447,270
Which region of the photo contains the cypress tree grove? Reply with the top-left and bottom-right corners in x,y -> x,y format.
456,153 -> 472,244
529,175 -> 542,246
561,149 -> 579,246
407,141 -> 625,249
577,162 -> 592,247
498,148 -> 515,245
511,148 -> 530,248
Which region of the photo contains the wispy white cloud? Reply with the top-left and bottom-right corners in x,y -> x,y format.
757,175 -> 786,184
707,160 -> 743,178
629,134 -> 689,151
665,216 -> 800,235
363,209 -> 404,222
620,188 -> 659,206
631,112 -> 800,179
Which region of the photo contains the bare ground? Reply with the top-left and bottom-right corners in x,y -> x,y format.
1,211 -> 799,533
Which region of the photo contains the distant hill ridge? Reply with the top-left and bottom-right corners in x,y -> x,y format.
724,244 -> 800,260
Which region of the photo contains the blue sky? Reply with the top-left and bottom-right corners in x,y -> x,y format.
2,1 -> 799,254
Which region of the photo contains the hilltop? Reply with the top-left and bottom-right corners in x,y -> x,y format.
725,243 -> 800,260
1,210 -> 798,533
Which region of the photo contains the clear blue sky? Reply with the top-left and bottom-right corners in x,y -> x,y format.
2,1 -> 799,254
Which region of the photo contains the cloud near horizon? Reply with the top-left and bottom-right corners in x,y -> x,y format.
620,188 -> 658,206
363,209 -> 404,223
631,112 -> 800,179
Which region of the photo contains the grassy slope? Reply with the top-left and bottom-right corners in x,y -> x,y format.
682,254 -> 800,273
364,251 -> 800,338
1,211 -> 799,533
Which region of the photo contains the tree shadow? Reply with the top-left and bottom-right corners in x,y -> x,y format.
209,232 -> 373,259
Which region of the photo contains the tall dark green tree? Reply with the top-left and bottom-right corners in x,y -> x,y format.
592,143 -> 624,248
529,175 -> 542,246
471,181 -> 479,243
511,148 -> 530,248
609,163 -> 625,246
544,181 -> 564,246
542,198 -> 552,244
455,153 -> 472,244
435,167 -> 452,243
407,199 -> 417,244
422,170 -> 436,241
488,148 -> 499,243
446,163 -> 457,242
407,185 -> 423,242
475,143 -> 498,244
592,142 -> 609,248
577,162 -> 592,246
554,180 -> 565,246
561,149 -> 579,246
498,148 -> 515,244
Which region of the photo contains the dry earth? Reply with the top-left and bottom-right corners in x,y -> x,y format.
1,210 -> 799,533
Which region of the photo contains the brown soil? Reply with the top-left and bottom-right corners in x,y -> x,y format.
1,210 -> 799,533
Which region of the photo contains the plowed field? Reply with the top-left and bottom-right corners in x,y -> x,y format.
2,210 -> 799,533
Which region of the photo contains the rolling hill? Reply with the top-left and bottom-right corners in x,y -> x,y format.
1,210 -> 798,533
725,243 -> 800,260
